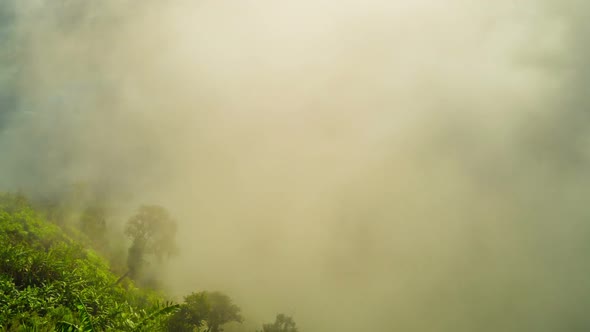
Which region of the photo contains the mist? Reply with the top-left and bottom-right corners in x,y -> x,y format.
2,0 -> 590,331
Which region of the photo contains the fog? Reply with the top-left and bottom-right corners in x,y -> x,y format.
2,0 -> 590,331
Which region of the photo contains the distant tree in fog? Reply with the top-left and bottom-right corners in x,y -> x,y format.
167,291 -> 243,332
260,314 -> 298,332
124,204 -> 178,278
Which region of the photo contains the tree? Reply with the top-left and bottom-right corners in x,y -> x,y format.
260,314 -> 298,332
167,291 -> 243,332
124,205 -> 178,278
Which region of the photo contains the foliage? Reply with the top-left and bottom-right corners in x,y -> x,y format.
260,314 -> 298,332
0,193 -> 178,331
124,205 -> 178,278
168,291 -> 243,332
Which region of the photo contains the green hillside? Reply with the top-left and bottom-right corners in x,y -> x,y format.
0,193 -> 295,332
0,193 -> 177,331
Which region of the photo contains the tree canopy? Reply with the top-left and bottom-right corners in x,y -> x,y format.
260,314 -> 298,332
168,291 -> 243,332
124,205 -> 178,278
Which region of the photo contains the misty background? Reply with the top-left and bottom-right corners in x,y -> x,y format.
1,0 -> 590,331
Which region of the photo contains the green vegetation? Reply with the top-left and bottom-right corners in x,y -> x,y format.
0,193 -> 177,331
125,205 -> 178,281
0,193 -> 297,331
259,314 -> 298,332
167,291 -> 243,332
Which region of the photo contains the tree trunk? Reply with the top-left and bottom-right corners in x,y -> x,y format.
114,270 -> 130,285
